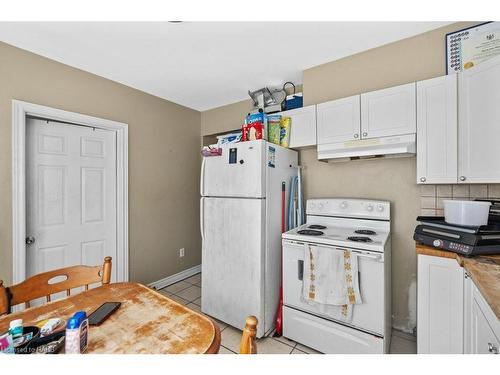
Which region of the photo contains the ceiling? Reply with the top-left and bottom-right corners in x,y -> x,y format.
0,22 -> 450,111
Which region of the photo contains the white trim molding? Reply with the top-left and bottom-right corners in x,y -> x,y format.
148,264 -> 201,290
11,100 -> 129,283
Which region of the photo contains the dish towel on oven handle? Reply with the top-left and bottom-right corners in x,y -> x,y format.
301,244 -> 362,322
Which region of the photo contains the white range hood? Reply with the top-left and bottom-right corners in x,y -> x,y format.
317,134 -> 416,162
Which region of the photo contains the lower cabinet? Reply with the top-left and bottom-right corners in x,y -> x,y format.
418,253 -> 500,354
464,273 -> 500,354
417,254 -> 464,354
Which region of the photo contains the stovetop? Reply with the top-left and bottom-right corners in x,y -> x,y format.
282,198 -> 391,252
283,221 -> 390,252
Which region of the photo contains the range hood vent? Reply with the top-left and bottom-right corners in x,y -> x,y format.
317,134 -> 416,162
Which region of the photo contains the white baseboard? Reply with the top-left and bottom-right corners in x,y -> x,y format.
148,264 -> 201,290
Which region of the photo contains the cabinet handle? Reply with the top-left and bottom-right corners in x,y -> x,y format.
362,132 -> 368,137
354,134 -> 359,138
459,176 -> 466,182
488,343 -> 498,354
420,177 -> 426,182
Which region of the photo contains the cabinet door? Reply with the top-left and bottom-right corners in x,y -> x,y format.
470,282 -> 500,354
417,254 -> 464,354
471,301 -> 500,354
282,105 -> 316,148
416,75 -> 458,184
316,95 -> 360,144
458,55 -> 500,183
463,272 -> 474,354
361,82 -> 416,139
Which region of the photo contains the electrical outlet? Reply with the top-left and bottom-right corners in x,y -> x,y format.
179,248 -> 185,258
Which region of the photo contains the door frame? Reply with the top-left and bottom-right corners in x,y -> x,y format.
12,100 -> 129,283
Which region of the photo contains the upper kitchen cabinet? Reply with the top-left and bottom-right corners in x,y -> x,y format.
317,95 -> 360,144
282,105 -> 317,149
458,55 -> 500,183
416,75 -> 458,184
360,82 -> 416,139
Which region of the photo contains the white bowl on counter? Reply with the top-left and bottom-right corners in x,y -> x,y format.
443,200 -> 491,226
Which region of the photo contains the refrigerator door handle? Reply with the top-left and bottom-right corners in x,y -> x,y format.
200,157 -> 206,196
200,197 -> 205,243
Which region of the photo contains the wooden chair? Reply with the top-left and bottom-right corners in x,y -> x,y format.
239,315 -> 258,354
0,256 -> 112,316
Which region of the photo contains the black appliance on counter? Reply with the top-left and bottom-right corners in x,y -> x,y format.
413,199 -> 500,256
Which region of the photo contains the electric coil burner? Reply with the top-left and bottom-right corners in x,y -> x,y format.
355,229 -> 377,235
297,229 -> 324,236
308,225 -> 327,230
347,236 -> 373,243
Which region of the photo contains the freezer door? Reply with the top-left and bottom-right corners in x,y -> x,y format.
201,197 -> 266,337
202,140 -> 265,198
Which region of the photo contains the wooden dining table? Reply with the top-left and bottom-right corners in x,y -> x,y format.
0,282 -> 221,354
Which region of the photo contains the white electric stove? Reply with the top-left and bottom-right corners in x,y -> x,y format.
282,198 -> 392,354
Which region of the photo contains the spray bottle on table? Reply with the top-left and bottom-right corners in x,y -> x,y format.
65,311 -> 88,354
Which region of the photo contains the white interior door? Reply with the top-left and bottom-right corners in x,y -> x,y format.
26,118 -> 117,281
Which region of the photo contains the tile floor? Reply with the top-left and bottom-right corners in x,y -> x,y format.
158,273 -> 417,354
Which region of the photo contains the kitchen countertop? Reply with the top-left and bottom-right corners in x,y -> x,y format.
416,243 -> 500,321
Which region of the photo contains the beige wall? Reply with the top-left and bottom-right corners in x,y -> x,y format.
0,41 -> 201,285
201,85 -> 303,137
201,22 -> 477,332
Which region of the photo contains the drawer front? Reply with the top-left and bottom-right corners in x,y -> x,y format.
283,306 -> 385,354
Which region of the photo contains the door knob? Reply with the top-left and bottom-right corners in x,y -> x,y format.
459,176 -> 466,182
25,236 -> 35,245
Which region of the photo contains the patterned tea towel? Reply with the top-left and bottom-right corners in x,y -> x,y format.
301,244 -> 362,321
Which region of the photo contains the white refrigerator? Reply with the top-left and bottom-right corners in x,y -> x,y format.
200,140 -> 298,337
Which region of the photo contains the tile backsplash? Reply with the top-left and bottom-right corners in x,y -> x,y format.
420,184 -> 500,216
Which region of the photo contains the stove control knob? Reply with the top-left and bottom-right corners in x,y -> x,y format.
318,203 -> 324,210
366,204 -> 374,212
433,239 -> 443,248
340,201 -> 348,209
377,205 -> 384,212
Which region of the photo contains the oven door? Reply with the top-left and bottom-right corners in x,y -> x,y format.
283,240 -> 385,336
